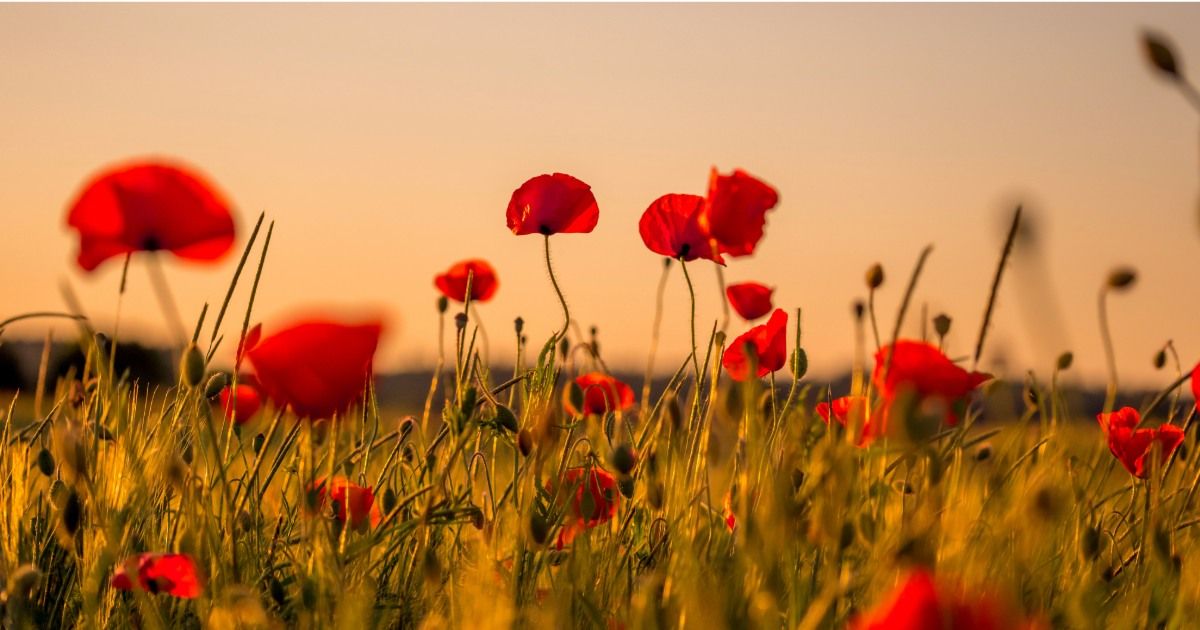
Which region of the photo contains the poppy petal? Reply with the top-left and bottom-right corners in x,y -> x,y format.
725,282 -> 774,321
506,173 -> 599,236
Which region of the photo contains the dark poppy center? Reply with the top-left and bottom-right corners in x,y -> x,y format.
141,236 -> 161,251
678,243 -> 691,258
539,225 -> 552,236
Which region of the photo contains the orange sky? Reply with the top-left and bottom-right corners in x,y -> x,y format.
1,4 -> 1199,388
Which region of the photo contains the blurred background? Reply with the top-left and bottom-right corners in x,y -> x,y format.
1,3 -> 1199,390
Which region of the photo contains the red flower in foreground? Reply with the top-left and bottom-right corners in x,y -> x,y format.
246,319 -> 382,419
851,570 -> 1018,630
435,259 -> 499,303
66,161 -> 236,271
725,282 -> 774,321
638,193 -> 723,264
722,309 -> 788,382
219,380 -> 262,425
1097,407 -> 1184,479
1192,360 -> 1200,409
702,168 -> 779,258
549,467 -> 619,548
506,173 -> 599,236
110,553 -> 203,599
565,372 -> 635,416
872,341 -> 991,429
308,476 -> 383,529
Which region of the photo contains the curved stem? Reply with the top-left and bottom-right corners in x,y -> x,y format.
642,260 -> 672,416
679,259 -> 702,387
1099,288 -> 1118,414
543,235 -> 570,342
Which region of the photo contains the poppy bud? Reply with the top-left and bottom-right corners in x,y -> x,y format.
514,317 -> 525,335
437,296 -> 449,314
865,264 -> 884,290
839,522 -> 855,550
399,416 -> 416,440
529,512 -> 550,545
494,405 -> 519,433
852,300 -> 865,320
559,337 -> 570,360
460,386 -> 477,421
36,448 -> 55,477
180,343 -> 205,389
517,429 -> 534,457
1056,352 -> 1074,371
611,443 -> 637,475
1142,32 -> 1181,80
1154,349 -> 1167,369
382,487 -> 397,515
974,444 -> 993,462
204,372 -> 229,399
1081,526 -> 1101,561
933,313 -> 952,337
663,257 -> 672,269
164,454 -> 189,489
454,313 -> 468,330
1154,526 -> 1173,561
52,422 -> 88,484
60,490 -> 82,536
468,505 -> 485,530
790,348 -> 808,380
252,432 -> 266,454
1106,267 -> 1137,291
566,382 -> 585,417
617,475 -> 635,499
7,564 -> 42,601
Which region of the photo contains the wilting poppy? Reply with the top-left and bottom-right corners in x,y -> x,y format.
110,553 -> 203,599
308,476 -> 382,529
219,379 -> 262,425
245,318 -> 382,419
1097,407 -> 1184,479
701,168 -> 779,258
722,309 -> 788,382
435,259 -> 499,303
851,569 -> 1016,630
638,193 -> 723,264
66,160 -> 236,272
549,467 -> 619,548
872,341 -> 990,428
506,173 -> 599,236
565,372 -> 635,416
726,282 -> 774,321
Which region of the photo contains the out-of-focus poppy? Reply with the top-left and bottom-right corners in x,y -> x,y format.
638,193 -> 723,264
851,569 -> 1017,630
66,161 -> 236,271
872,341 -> 990,428
722,490 -> 738,532
308,476 -> 382,529
549,467 -> 619,548
435,259 -> 499,303
1192,360 -> 1200,409
722,309 -> 788,382
219,379 -> 262,425
565,372 -> 635,416
816,396 -> 869,428
245,318 -> 382,419
726,282 -> 774,321
701,168 -> 779,258
506,173 -> 599,236
1097,407 -> 1184,478
110,553 -> 203,599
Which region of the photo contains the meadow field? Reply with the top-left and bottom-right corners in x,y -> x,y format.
3,23 -> 1200,630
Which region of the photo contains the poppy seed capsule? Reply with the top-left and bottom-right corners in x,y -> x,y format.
1106,267 -> 1137,290
204,372 -> 229,399
454,312 -> 468,330
933,313 -> 952,337
514,317 -> 524,335
1154,349 -> 1167,369
437,296 -> 449,314
790,347 -> 808,380
36,448 -> 55,477
617,475 -> 635,499
865,264 -> 884,290
1056,352 -> 1074,371
180,343 -> 205,389
1142,32 -> 1181,80
612,443 -> 637,475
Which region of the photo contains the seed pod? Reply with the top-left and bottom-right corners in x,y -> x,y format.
517,429 -> 534,457
493,405 -> 519,433
974,444 -> 993,462
790,348 -> 808,380
617,475 -> 635,499
933,313 -> 952,337
204,372 -> 230,399
253,433 -> 266,454
300,577 -> 318,610
865,263 -> 884,290
454,313 -> 468,330
559,337 -> 570,360
1154,349 -> 1167,370
180,343 -> 205,388
398,416 -> 416,440
1106,267 -> 1137,291
1081,526 -> 1101,561
36,448 -> 56,477
382,487 -> 397,515
437,296 -> 449,314
1142,32 -> 1181,80
514,317 -> 524,335
1056,352 -> 1074,371
648,481 -> 665,510
664,394 -> 683,432
238,510 -> 254,532
839,522 -> 855,550
268,575 -> 287,608
60,490 -> 82,535
611,443 -> 637,476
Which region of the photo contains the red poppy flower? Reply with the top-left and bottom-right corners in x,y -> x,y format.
722,309 -> 788,382
565,372 -> 635,416
548,467 -> 619,548
1097,407 -> 1184,478
434,259 -> 499,303
851,570 -> 1012,630
308,476 -> 383,529
66,161 -> 236,271
110,553 -> 203,599
1192,360 -> 1200,409
219,379 -> 262,425
815,396 -> 869,428
725,282 -> 774,321
506,173 -> 599,236
245,318 -> 382,419
638,194 -> 723,264
701,168 -> 779,258
872,341 -> 991,427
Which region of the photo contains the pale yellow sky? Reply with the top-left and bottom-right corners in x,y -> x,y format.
1,4 -> 1199,387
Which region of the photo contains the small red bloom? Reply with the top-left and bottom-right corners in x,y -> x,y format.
308,476 -> 383,529
725,282 -> 774,321
110,553 -> 203,599
565,372 -> 635,416
816,396 -> 869,428
1192,360 -> 1200,409
506,173 -> 599,236
548,467 -> 619,548
219,379 -> 262,425
246,318 -> 382,419
66,161 -> 236,271
702,168 -> 779,258
638,194 -> 723,264
1097,407 -> 1184,478
435,259 -> 499,303
851,570 -> 1013,630
722,309 -> 788,382
872,341 -> 990,429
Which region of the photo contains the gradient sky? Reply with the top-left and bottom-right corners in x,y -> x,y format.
2,4 -> 1199,388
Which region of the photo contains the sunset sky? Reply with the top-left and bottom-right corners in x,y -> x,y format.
1,4 -> 1199,388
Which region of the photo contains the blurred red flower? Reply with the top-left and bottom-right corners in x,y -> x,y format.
549,467 -> 619,548
435,259 -> 499,303
725,282 -> 774,321
816,395 -> 868,428
1192,360 -> 1200,409
219,379 -> 262,425
506,173 -> 599,236
638,193 -> 723,264
722,309 -> 788,382
110,553 -> 203,599
1097,407 -> 1184,478
851,569 -> 1016,630
722,490 -> 738,532
308,476 -> 382,529
66,161 -> 236,271
245,319 -> 382,419
565,372 -> 635,416
872,341 -> 990,428
702,168 -> 779,258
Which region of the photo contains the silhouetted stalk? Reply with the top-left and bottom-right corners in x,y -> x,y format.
641,259 -> 672,416
543,235 -> 571,342
1099,288 -> 1119,414
974,205 -> 1021,370
208,212 -> 265,350
715,264 -> 731,334
883,245 -> 933,379
867,287 -> 881,351
679,259 -> 702,394
145,252 -> 187,347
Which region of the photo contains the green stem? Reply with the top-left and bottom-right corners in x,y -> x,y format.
543,235 -> 570,343
679,259 -> 702,388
